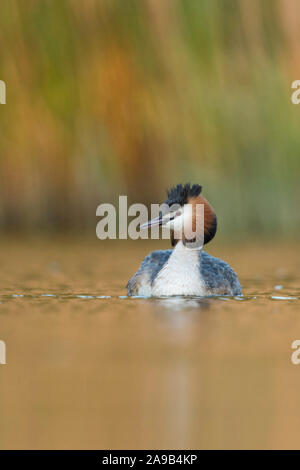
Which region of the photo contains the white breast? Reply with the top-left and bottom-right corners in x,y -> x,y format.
151,242 -> 206,296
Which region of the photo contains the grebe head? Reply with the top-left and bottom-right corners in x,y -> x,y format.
140,183 -> 217,247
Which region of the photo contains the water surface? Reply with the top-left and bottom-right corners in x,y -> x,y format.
0,238 -> 299,449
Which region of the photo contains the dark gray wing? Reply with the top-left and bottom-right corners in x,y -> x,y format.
200,251 -> 242,295
127,249 -> 172,296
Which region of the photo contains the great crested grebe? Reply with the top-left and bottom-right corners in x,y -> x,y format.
127,183 -> 241,297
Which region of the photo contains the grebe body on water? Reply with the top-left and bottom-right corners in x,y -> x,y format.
127,184 -> 241,297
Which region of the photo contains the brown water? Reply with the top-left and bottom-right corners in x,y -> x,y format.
0,237 -> 299,449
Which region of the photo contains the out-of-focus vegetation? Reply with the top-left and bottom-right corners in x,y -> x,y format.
0,0 -> 299,236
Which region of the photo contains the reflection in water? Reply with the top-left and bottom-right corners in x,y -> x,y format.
146,296 -> 211,330
154,296 -> 211,311
0,239 -> 300,449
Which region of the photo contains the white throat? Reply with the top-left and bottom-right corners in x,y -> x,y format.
152,241 -> 205,297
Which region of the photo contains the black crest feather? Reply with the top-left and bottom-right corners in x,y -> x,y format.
165,183 -> 202,207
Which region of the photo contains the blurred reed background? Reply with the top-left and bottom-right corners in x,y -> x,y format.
0,0 -> 300,237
